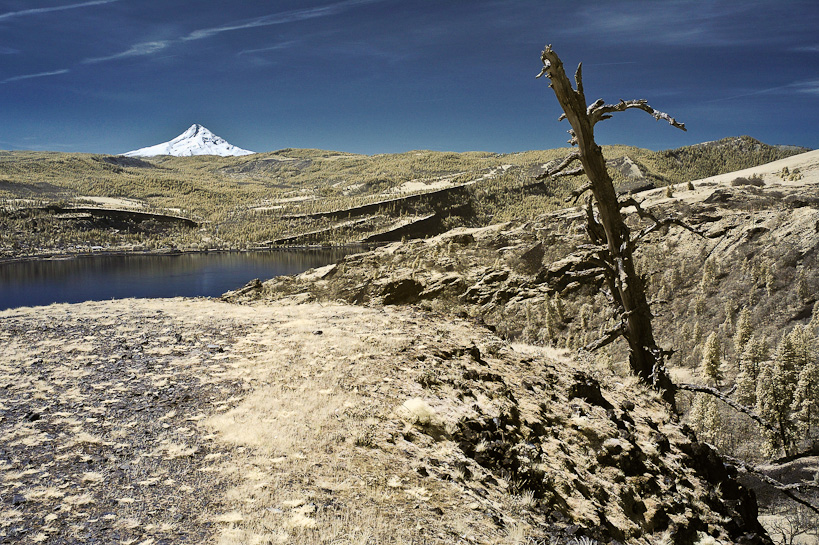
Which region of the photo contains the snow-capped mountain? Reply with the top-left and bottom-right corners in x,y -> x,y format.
122,124 -> 255,157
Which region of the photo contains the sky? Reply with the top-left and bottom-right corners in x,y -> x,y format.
0,0 -> 817,155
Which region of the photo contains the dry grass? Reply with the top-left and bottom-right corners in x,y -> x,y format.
1,290 -> 775,543
0,298 -> 549,544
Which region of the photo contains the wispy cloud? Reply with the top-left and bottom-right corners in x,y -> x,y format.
0,46 -> 20,54
183,3 -> 357,42
0,0 -> 119,22
82,0 -> 381,64
792,80 -> 819,95
2,69 -> 70,84
708,79 -> 819,102
793,45 -> 819,53
238,41 -> 299,56
83,41 -> 170,64
572,2 -> 759,48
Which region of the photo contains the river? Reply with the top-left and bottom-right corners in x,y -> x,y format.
0,248 -> 361,310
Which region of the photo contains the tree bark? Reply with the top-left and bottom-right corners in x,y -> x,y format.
538,45 -> 683,408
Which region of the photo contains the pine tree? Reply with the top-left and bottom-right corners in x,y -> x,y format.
755,333 -> 803,455
700,333 -> 723,387
788,325 -> 814,371
756,360 -> 793,456
689,393 -> 721,445
790,325 -> 818,443
735,335 -> 769,405
810,301 -> 819,332
765,264 -> 776,297
693,320 -> 703,346
794,359 -> 819,441
700,258 -> 718,291
733,307 -> 753,358
777,332 -> 800,392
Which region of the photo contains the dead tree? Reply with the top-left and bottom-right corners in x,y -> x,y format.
536,45 -> 687,408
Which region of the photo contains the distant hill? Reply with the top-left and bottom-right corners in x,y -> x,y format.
0,137 -> 810,257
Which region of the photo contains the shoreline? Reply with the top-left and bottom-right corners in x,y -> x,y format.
0,241 -> 377,265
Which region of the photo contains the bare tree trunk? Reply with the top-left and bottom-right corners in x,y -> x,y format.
537,45 -> 686,408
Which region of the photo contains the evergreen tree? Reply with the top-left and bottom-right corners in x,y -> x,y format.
756,360 -> 794,456
790,325 -> 818,443
700,333 -> 723,387
723,301 -> 735,331
693,320 -> 703,346
736,335 -> 768,405
810,301 -> 819,332
700,258 -> 718,291
765,265 -> 776,297
755,332 -> 804,455
794,359 -> 819,442
788,325 -> 814,371
733,307 -> 753,358
689,393 -> 721,445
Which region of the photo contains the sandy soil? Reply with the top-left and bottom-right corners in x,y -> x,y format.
638,148 -> 819,208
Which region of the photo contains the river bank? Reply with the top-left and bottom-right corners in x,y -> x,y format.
0,243 -> 374,265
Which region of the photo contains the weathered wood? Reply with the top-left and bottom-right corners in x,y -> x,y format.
720,452 -> 819,516
618,196 -> 704,243
537,45 -> 685,408
678,382 -> 776,433
589,99 -> 686,130
537,151 -> 581,180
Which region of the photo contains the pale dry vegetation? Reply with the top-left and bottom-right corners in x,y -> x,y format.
0,137 -> 805,258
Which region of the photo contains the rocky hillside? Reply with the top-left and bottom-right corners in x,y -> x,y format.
1,298 -> 768,545
225,149 -> 819,541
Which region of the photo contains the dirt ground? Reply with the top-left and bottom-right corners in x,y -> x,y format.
1,297 -> 550,545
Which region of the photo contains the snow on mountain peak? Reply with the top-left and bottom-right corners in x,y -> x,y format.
122,124 -> 255,157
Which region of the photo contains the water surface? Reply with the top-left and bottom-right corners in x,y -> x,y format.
0,248 -> 360,310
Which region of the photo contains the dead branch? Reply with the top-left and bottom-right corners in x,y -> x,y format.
553,166 -> 585,179
537,151 -> 581,180
720,452 -> 819,516
678,382 -> 777,434
584,318 -> 627,352
584,197 -> 606,244
589,99 -> 687,131
565,181 -> 593,203
574,62 -> 585,102
619,196 -> 704,242
633,216 -> 702,243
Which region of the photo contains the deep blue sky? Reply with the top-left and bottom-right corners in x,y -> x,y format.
1,0 -> 817,155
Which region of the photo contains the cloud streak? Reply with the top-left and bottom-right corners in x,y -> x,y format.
571,2 -> 763,48
0,0 -> 119,22
82,0 -> 381,64
238,41 -> 299,56
708,79 -> 819,102
792,80 -> 819,95
2,69 -> 70,84
84,41 -> 170,64
182,0 -> 373,42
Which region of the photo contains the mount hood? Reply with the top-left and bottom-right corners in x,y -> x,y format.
122,124 -> 255,157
